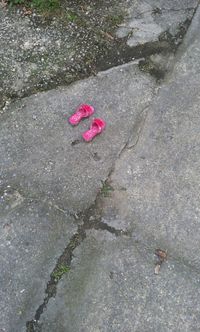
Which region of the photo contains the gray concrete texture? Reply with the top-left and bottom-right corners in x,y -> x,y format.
108,4 -> 200,265
0,63 -> 155,332
41,231 -> 200,332
116,0 -> 198,46
39,4 -> 200,332
1,1 -> 200,332
0,0 -> 198,103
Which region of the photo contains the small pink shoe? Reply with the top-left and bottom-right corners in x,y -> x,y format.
82,118 -> 106,142
68,104 -> 95,125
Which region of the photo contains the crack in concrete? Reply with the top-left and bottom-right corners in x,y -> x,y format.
26,195 -> 129,332
1,38 -> 170,109
127,7 -> 196,20
25,6 -> 200,331
126,106 -> 149,150
47,201 -> 79,221
1,12 -> 194,110
108,99 -> 157,175
161,7 -> 196,12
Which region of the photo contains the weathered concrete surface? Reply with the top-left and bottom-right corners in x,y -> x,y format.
0,199 -> 76,332
0,64 -> 155,332
0,65 -> 154,213
107,4 -> 200,266
0,0 -> 198,105
1,2 -> 200,332
116,0 -> 198,46
38,5 -> 200,332
41,231 -> 200,332
0,0 -> 125,102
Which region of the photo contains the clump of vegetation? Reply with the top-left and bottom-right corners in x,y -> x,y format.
66,10 -> 79,23
8,0 -> 24,4
32,0 -> 60,11
105,14 -> 124,27
52,264 -> 70,281
8,0 -> 60,12
100,180 -> 114,197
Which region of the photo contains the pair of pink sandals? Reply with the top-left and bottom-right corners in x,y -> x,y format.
68,104 -> 106,142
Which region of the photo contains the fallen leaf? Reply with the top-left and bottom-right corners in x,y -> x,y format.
155,249 -> 167,261
100,30 -> 114,40
23,7 -> 32,16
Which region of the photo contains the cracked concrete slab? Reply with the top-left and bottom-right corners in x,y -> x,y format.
0,198 -> 76,332
116,0 -> 198,46
0,63 -> 156,332
0,0 -> 198,105
0,64 -> 155,214
1,2 -> 200,332
0,0 -> 126,102
40,230 -> 200,332
105,4 -> 200,267
36,5 -> 200,331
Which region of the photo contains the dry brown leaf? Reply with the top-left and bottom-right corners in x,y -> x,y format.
100,30 -> 114,40
155,249 -> 167,261
22,7 -> 32,16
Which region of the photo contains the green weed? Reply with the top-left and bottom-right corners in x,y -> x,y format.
8,0 -> 24,4
105,14 -> 124,27
8,0 -> 61,12
66,11 -> 78,23
100,181 -> 114,197
32,0 -> 60,11
52,264 -> 70,281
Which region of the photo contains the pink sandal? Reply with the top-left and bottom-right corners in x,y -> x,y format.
82,118 -> 106,142
69,104 -> 95,125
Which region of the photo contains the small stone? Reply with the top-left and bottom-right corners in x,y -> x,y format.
154,264 -> 161,275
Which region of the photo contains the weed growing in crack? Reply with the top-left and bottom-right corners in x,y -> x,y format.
100,180 -> 114,197
52,264 -> 70,281
26,202 -> 130,330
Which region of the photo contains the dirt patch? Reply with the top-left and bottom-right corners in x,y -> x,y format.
0,0 -> 126,103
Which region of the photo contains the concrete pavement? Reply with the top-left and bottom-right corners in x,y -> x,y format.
1,1 -> 200,332
0,62 -> 156,332
39,4 -> 200,332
